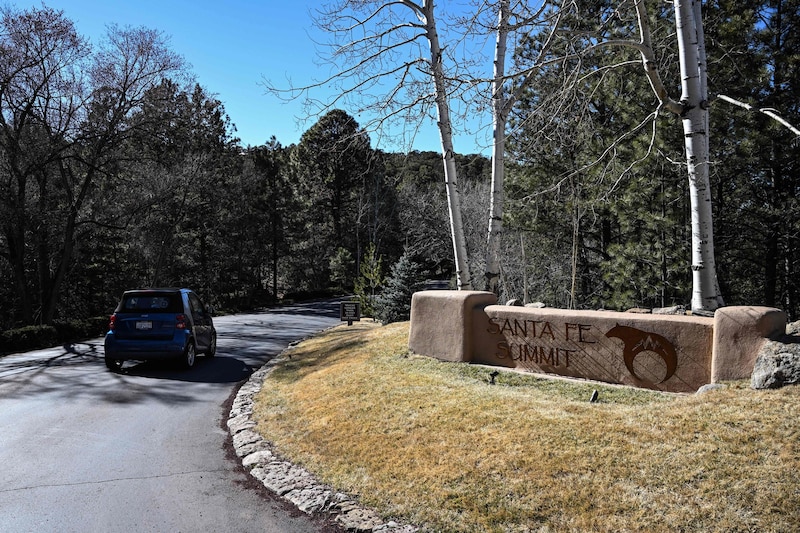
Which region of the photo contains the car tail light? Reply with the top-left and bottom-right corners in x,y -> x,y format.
108,314 -> 117,330
176,314 -> 187,329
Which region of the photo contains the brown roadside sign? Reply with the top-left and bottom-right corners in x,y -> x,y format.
340,301 -> 361,325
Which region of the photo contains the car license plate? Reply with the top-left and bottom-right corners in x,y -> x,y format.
136,321 -> 153,330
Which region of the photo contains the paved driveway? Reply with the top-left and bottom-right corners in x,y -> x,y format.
0,301 -> 343,532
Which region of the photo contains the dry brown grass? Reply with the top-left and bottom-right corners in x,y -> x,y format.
253,321 -> 800,532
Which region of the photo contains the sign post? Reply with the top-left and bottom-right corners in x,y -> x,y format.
340,301 -> 361,326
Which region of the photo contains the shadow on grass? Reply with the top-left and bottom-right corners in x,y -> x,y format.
268,334 -> 370,384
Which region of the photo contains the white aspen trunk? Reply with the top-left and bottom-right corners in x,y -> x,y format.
485,0 -> 509,295
420,1 -> 473,290
674,0 -> 724,312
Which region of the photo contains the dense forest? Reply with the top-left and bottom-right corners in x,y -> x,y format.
0,1 -> 798,334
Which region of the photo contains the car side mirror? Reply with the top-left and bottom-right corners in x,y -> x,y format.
206,306 -> 215,316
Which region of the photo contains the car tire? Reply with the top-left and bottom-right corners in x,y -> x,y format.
182,342 -> 196,369
105,356 -> 123,372
206,333 -> 217,358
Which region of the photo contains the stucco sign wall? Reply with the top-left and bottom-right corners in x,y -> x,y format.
473,306 -> 713,392
408,291 -> 787,393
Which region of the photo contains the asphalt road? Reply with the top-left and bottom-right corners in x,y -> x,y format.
0,300 -> 344,533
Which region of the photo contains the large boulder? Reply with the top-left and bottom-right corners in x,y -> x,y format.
751,321 -> 800,389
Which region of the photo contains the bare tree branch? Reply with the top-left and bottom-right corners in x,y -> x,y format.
716,93 -> 800,138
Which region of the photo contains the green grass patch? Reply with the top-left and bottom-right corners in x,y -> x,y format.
253,321 -> 800,532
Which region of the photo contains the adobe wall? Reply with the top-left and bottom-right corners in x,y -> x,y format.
407,291 -> 497,363
408,291 -> 787,393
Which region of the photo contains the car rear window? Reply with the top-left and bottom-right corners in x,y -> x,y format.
120,293 -> 182,313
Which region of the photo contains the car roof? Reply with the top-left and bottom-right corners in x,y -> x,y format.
121,288 -> 193,296
123,288 -> 190,292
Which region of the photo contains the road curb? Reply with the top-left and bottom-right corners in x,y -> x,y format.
227,345 -> 418,532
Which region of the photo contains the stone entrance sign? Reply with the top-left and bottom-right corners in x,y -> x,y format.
474,307 -> 712,392
409,291 -> 786,393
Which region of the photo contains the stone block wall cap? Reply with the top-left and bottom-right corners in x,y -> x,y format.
653,305 -> 687,315
414,289 -> 495,296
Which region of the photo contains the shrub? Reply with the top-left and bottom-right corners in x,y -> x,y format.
0,317 -> 108,354
0,325 -> 58,353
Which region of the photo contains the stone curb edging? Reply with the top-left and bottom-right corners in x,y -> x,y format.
227,347 -> 418,533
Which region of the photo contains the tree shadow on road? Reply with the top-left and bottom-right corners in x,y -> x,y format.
122,355 -> 254,384
0,341 -> 258,405
0,301 -> 345,405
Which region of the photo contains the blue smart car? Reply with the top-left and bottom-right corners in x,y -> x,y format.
103,288 -> 216,372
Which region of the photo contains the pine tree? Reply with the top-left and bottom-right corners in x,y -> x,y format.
354,243 -> 383,318
374,252 -> 422,325
330,247 -> 355,292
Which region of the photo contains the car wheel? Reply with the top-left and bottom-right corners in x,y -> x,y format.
105,356 -> 123,372
206,333 -> 217,357
182,342 -> 196,369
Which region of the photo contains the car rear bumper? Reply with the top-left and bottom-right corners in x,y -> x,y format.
104,334 -> 187,360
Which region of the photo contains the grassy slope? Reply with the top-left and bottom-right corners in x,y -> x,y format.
253,321 -> 800,532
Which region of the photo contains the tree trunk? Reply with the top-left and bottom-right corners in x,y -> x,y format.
7,222 -> 33,324
674,0 -> 724,312
485,0 -> 509,296
421,1 -> 472,290
631,0 -> 723,311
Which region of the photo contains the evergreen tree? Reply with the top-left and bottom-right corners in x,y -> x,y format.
375,252 -> 422,325
248,138 -> 293,303
707,0 -> 800,316
291,110 -> 373,291
507,0 -> 692,310
330,247 -> 355,292
123,81 -> 239,298
354,243 -> 383,318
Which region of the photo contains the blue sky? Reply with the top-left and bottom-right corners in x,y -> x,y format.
12,0 -> 491,154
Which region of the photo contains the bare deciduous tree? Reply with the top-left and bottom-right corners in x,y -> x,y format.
266,1 -> 474,289
475,0 -> 559,295
0,5 -> 183,323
